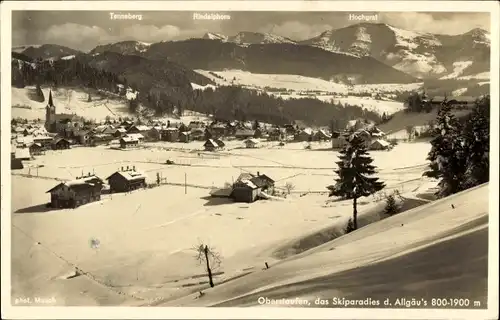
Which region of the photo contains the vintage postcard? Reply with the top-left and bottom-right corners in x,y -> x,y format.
1,1 -> 498,319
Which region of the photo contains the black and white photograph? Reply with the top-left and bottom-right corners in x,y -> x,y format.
1,1 -> 498,319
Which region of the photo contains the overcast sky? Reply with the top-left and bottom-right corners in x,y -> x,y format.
12,11 -> 490,51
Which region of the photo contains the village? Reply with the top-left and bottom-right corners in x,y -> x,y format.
11,89 -> 406,209
9,86 -> 485,307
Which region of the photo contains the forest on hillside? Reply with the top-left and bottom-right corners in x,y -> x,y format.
11,55 -> 381,127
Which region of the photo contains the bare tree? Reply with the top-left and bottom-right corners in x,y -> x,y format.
193,241 -> 222,288
284,182 -> 295,195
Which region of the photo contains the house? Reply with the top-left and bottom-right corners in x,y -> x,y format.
179,131 -> 191,143
209,122 -> 228,137
203,139 -> 223,151
231,172 -> 275,203
369,126 -> 385,138
345,119 -> 370,132
161,127 -> 180,142
89,133 -> 114,146
120,136 -> 139,149
127,125 -> 152,140
244,138 -> 260,148
235,129 -> 256,140
332,133 -> 349,149
33,136 -> 53,149
313,129 -> 331,141
231,179 -> 260,203
15,148 -> 32,160
112,128 -> 127,138
51,138 -> 71,150
370,139 -> 391,151
190,128 -> 205,141
149,127 -> 163,141
295,128 -> 314,142
354,130 -> 372,148
250,172 -> 275,196
76,130 -> 91,145
120,120 -> 134,131
188,121 -> 205,130
106,166 -> 147,193
29,143 -> 43,156
46,174 -> 104,208
125,133 -> 145,143
268,127 -> 285,141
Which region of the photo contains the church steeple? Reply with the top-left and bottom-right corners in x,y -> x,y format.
48,90 -> 54,108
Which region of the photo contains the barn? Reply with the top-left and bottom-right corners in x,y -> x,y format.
106,166 -> 147,193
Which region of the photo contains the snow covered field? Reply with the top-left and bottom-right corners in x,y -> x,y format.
11,141 -> 436,305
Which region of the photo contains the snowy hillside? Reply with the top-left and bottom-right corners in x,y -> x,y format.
160,183 -> 489,307
194,69 -> 419,115
11,86 -> 135,121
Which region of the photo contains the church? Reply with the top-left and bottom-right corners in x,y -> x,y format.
45,90 -> 80,135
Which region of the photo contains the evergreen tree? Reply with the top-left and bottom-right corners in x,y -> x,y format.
461,96 -> 490,189
424,104 -> 466,197
328,135 -> 385,230
35,83 -> 45,102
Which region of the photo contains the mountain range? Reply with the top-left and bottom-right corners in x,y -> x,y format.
12,23 -> 490,85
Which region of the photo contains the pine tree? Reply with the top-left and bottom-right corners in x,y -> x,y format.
424,104 -> 467,197
461,96 -> 490,189
328,135 -> 385,230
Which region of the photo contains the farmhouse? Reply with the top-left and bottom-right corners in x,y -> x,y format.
127,125 -> 152,140
120,136 -> 139,149
125,133 -> 145,143
51,138 -> 71,150
112,128 -> 127,138
106,166 -> 147,193
313,129 -> 332,141
203,139 -> 225,151
179,131 -> 191,143
15,148 -> 31,161
231,172 -> 275,203
235,129 -> 255,140
295,128 -> 313,142
46,174 -> 104,208
161,127 -> 180,142
370,139 -> 391,151
244,138 -> 260,148
89,133 -> 114,146
33,136 -> 53,149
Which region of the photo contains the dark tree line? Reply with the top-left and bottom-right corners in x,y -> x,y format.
190,86 -> 381,127
424,95 -> 490,197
